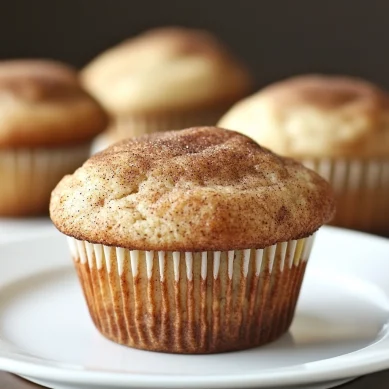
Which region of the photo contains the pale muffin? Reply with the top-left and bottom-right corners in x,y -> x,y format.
82,27 -> 253,151
50,127 -> 334,353
219,74 -> 389,234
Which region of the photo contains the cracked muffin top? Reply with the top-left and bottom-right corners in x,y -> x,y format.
0,59 -> 109,148
50,126 -> 335,251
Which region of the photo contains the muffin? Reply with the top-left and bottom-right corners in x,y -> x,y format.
219,74 -> 389,234
0,59 -> 108,216
50,126 -> 334,353
81,27 -> 253,150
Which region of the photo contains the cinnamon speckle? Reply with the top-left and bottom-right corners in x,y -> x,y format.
50,127 -> 335,250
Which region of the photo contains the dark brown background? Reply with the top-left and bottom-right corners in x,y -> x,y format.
0,0 -> 387,89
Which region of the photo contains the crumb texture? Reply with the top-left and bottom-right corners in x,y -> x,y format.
219,74 -> 389,158
50,127 -> 335,250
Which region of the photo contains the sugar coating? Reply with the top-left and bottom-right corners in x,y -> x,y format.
50,127 -> 335,251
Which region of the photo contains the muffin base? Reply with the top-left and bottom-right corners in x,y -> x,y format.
0,144 -> 90,216
302,158 -> 389,235
68,235 -> 315,354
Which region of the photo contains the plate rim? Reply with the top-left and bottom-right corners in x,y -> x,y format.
0,226 -> 388,388
0,352 -> 386,388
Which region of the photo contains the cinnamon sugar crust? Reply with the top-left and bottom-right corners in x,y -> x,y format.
50,127 -> 335,250
0,59 -> 109,148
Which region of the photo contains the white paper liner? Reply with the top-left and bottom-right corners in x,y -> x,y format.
68,233 -> 315,353
0,144 -> 89,216
301,158 -> 389,233
68,235 -> 315,278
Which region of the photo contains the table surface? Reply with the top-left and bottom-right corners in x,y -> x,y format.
1,370 -> 388,388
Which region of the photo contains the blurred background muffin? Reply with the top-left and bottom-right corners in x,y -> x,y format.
0,1 -> 387,231
219,74 -> 389,234
0,59 -> 108,217
50,126 -> 334,353
81,27 -> 253,151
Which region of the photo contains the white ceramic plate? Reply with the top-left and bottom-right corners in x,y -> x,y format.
0,227 -> 388,389
0,217 -> 53,243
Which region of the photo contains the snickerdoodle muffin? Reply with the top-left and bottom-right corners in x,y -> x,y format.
81,27 -> 253,151
0,59 -> 108,216
219,74 -> 389,234
50,126 -> 334,353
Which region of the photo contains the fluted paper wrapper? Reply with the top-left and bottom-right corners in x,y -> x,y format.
0,144 -> 89,216
68,234 -> 315,354
302,158 -> 389,234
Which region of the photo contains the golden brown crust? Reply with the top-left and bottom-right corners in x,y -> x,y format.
50,127 -> 335,251
219,74 -> 389,158
0,59 -> 109,148
81,27 -> 253,115
0,59 -> 79,87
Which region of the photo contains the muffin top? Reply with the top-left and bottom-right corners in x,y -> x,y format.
0,59 -> 109,148
81,27 -> 253,116
51,127 -> 334,251
219,74 -> 389,158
